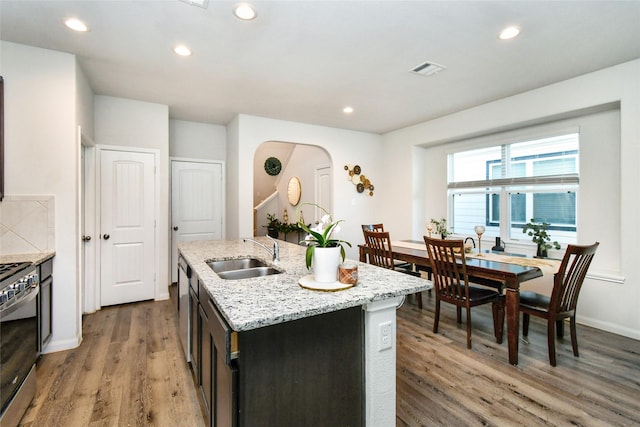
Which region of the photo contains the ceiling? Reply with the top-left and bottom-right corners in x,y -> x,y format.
1,1 -> 639,134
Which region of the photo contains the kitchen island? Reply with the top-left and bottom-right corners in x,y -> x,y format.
178,238 -> 431,427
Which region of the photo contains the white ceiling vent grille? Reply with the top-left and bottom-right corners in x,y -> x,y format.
409,61 -> 447,77
179,0 -> 209,9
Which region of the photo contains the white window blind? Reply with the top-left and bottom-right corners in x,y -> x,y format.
448,132 -> 579,242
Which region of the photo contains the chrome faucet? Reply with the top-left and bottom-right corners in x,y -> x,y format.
244,236 -> 280,262
464,236 -> 476,248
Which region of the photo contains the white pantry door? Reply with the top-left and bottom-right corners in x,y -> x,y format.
170,160 -> 223,282
100,149 -> 156,306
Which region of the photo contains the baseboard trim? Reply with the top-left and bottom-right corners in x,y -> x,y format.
41,335 -> 82,354
577,316 -> 640,341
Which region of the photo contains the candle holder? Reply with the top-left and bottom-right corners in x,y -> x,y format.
474,225 -> 486,256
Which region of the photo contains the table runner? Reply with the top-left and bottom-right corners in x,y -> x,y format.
392,240 -> 560,295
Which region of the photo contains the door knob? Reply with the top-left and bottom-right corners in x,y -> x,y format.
103,234 -> 110,240
173,226 -> 179,231
82,235 -> 91,242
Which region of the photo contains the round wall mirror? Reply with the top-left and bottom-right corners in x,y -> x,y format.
287,176 -> 301,206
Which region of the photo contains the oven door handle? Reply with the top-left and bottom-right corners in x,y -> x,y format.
0,285 -> 39,318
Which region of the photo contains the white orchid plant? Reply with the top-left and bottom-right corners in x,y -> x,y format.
297,203 -> 352,269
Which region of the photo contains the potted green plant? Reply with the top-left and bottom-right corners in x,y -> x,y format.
265,213 -> 281,238
522,218 -> 560,258
296,203 -> 351,282
430,218 -> 451,239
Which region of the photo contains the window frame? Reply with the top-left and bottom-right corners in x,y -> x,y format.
447,131 -> 580,244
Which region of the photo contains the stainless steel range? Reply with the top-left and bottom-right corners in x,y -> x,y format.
0,261 -> 39,427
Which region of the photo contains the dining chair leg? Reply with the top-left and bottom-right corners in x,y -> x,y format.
570,316 -> 579,357
522,313 -> 530,337
547,319 -> 557,367
433,300 -> 441,333
466,306 -> 472,349
415,292 -> 423,309
456,306 -> 462,324
556,319 -> 564,338
492,300 -> 505,344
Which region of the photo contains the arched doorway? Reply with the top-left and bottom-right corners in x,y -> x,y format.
253,141 -> 332,241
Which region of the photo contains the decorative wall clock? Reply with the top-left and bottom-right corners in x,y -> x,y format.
264,157 -> 282,176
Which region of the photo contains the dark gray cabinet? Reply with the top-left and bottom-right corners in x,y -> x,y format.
199,279 -> 238,427
237,306 -> 364,426
37,258 -> 53,353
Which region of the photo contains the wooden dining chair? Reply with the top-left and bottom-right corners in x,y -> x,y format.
361,223 -> 413,271
519,242 -> 599,366
424,236 -> 505,349
363,230 -> 423,308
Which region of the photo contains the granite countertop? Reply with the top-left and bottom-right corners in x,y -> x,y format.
0,251 -> 55,266
178,238 -> 432,332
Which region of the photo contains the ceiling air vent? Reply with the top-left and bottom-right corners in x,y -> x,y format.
179,0 -> 209,8
409,61 -> 447,77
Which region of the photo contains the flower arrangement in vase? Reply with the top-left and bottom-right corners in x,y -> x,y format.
297,203 -> 351,282
522,218 -> 560,257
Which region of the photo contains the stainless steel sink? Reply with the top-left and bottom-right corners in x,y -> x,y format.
206,257 -> 282,280
216,266 -> 282,280
207,257 -> 268,273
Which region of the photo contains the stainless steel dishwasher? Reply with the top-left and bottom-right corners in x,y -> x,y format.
177,255 -> 191,362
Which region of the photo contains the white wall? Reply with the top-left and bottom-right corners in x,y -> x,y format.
169,119 -> 226,160
93,95 -> 170,300
227,114 -> 383,260
0,41 -> 82,351
381,59 -> 640,339
275,143 -> 332,220
76,62 -> 95,140
226,116 -> 240,241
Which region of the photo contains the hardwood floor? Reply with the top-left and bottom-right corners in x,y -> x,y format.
396,292 -> 640,426
18,287 -> 640,426
18,289 -> 205,427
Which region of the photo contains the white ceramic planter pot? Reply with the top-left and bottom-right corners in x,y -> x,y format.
313,246 -> 341,283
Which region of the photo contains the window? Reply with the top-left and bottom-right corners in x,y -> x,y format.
448,133 -> 579,244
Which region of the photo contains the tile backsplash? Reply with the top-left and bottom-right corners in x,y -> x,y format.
0,195 -> 55,254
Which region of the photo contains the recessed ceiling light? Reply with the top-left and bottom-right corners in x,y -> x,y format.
499,26 -> 520,40
64,18 -> 88,32
234,3 -> 257,20
174,45 -> 192,57
343,106 -> 354,114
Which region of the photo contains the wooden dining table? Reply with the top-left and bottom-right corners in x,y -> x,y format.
359,241 -> 544,365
